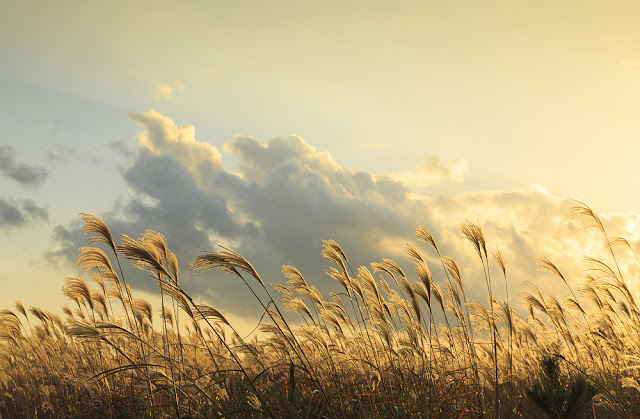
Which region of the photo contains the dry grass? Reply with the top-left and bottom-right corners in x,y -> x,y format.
2,202 -> 640,417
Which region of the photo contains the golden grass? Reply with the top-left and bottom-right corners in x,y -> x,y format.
1,203 -> 640,417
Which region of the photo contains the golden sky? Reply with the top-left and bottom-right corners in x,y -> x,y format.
2,1 -> 640,320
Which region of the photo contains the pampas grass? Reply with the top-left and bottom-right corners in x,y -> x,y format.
1,203 -> 640,417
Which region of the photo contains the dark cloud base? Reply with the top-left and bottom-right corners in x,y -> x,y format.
0,198 -> 48,228
0,144 -> 48,187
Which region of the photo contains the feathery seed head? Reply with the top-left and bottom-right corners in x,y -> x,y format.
63,277 -> 93,310
415,225 -> 440,254
322,240 -> 348,273
371,261 -> 400,287
192,246 -> 264,287
442,255 -> 463,290
537,256 -> 568,286
80,213 -> 117,253
14,301 -> 26,318
460,220 -> 487,260
493,250 -> 506,278
570,200 -> 605,233
118,234 -> 171,278
77,246 -> 115,273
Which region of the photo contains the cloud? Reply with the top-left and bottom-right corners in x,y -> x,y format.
389,156 -> 469,188
22,199 -> 49,222
0,144 -> 48,187
47,144 -> 77,163
175,80 -> 184,95
223,134 -> 410,201
154,80 -> 184,101
108,139 -> 137,162
49,111 -> 421,315
129,110 -> 223,189
0,200 -> 26,227
0,198 -> 48,228
42,222 -> 85,270
47,110 -> 640,322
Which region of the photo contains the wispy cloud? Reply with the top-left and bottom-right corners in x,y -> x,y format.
0,145 -> 48,187
47,144 -> 77,163
108,139 -> 132,155
154,80 -> 184,101
22,198 -> 49,222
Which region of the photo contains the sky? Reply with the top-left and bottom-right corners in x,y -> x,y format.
2,1 -> 640,329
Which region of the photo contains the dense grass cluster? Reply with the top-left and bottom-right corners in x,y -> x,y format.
2,202 -> 640,417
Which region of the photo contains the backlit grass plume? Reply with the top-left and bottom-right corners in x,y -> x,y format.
0,204 -> 639,417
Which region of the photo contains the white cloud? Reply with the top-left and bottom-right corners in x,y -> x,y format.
154,84 -> 173,100
390,156 -> 469,188
154,80 -> 184,101
175,80 -> 184,95
223,134 -> 409,201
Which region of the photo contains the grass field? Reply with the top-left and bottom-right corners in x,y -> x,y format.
2,202 -> 640,417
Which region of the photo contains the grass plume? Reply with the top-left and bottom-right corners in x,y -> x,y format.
1,206 -> 640,417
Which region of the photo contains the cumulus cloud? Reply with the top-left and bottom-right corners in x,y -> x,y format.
0,198 -> 48,228
390,156 -> 469,188
154,80 -> 184,101
224,135 -> 410,201
129,110 -> 223,189
0,144 -> 48,187
47,110 -> 640,321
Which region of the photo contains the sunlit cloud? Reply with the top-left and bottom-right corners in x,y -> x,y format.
129,109 -> 223,188
390,156 -> 469,188
154,80 -> 184,101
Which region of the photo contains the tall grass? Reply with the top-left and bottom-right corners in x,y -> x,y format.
1,202 -> 640,417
